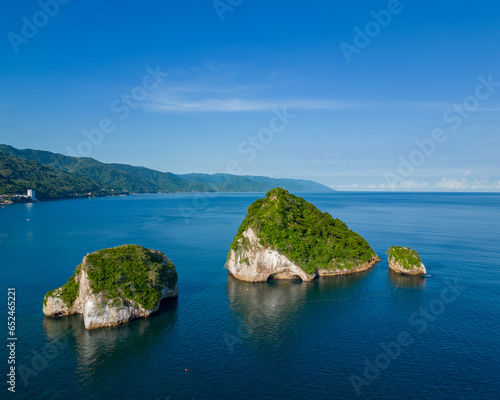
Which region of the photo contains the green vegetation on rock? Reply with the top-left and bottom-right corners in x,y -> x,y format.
43,265 -> 81,307
229,188 -> 377,274
85,245 -> 177,310
386,246 -> 422,269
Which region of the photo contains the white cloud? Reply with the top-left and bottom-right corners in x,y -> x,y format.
434,177 -> 468,190
339,181 -> 429,190
338,173 -> 500,192
433,171 -> 500,190
145,90 -> 460,113
378,181 -> 429,190
143,64 -> 496,113
146,95 -> 355,112
435,177 -> 500,190
142,64 -> 352,112
145,91 -> 461,113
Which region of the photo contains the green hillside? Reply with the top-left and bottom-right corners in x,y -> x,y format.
0,153 -> 105,199
0,144 -> 334,199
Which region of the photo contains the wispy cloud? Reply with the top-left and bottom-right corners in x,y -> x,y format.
145,90 -> 459,113
143,64 -> 487,113
144,65 -> 357,112
146,95 -> 355,112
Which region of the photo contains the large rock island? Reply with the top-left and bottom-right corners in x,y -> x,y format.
43,245 -> 178,329
226,188 -> 380,282
386,246 -> 426,275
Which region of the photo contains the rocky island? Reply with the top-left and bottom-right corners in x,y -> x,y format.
226,188 -> 380,282
43,245 -> 178,329
386,246 -> 426,275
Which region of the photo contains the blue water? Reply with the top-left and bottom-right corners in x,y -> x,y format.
1,192 -> 499,400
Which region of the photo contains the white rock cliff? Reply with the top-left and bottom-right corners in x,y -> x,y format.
43,248 -> 178,329
388,258 -> 426,276
226,227 -> 380,282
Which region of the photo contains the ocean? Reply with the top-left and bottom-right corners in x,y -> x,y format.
1,192 -> 499,399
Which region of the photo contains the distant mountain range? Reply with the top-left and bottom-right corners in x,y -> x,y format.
0,144 -> 334,200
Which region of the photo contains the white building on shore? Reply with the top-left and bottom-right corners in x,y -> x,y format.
27,189 -> 35,199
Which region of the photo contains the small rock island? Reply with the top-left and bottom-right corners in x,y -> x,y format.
43,245 -> 178,329
386,246 -> 426,275
226,188 -> 380,282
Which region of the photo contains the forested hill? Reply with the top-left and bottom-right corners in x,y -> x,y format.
0,144 -> 334,200
0,153 -> 104,200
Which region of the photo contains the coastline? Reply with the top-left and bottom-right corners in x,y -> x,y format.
2,191 -> 498,209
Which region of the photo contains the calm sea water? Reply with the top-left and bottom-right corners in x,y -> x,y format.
1,192 -> 499,400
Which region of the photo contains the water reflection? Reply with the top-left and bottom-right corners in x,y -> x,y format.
388,269 -> 426,289
42,299 -> 178,375
226,275 -> 308,349
312,269 -> 373,294
226,270 -> 374,343
227,274 -> 308,311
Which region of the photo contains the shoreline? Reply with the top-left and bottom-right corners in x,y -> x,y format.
2,190 -> 498,209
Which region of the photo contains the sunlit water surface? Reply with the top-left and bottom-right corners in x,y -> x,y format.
1,192 -> 499,399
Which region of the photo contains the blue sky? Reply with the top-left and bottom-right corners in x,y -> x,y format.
1,0 -> 499,191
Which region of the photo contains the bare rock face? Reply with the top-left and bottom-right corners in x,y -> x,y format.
43,290 -> 82,317
43,245 -> 178,329
388,259 -> 426,276
226,227 -> 317,282
78,267 -> 177,330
